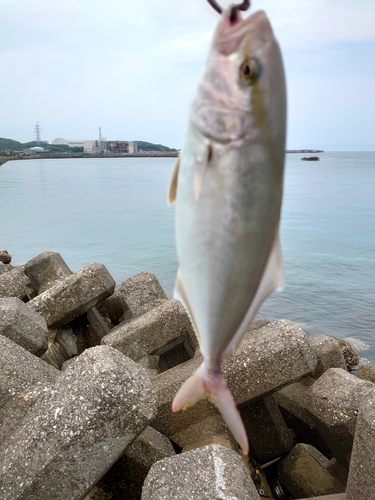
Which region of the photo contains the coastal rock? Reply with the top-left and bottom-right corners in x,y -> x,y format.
102,298 -> 198,374
0,297 -> 49,356
222,319 -> 317,406
0,266 -> 33,301
151,352 -> 232,449
309,334 -> 347,378
27,262 -> 115,328
0,345 -> 157,500
304,368 -> 374,468
355,363 -> 375,383
240,395 -> 294,463
0,262 -> 8,275
97,426 -> 176,499
24,251 -> 73,293
277,443 -> 346,498
141,444 -> 259,500
274,377 -> 329,452
41,326 -> 79,370
151,319 -> 316,448
0,335 -> 59,442
0,250 -> 12,264
346,387 -> 375,499
105,271 -> 167,325
333,337 -> 360,368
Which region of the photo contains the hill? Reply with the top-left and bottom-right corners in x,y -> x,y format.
0,138 -> 177,154
136,141 -> 177,152
0,138 -> 83,153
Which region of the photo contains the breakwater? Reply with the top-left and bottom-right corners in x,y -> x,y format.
1,249 -> 375,499
0,151 -> 179,167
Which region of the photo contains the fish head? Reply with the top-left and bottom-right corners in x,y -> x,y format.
191,6 -> 286,146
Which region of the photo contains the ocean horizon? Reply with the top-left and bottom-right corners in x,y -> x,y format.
1,151 -> 374,363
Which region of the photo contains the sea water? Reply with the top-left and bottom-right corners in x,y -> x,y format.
0,152 -> 374,362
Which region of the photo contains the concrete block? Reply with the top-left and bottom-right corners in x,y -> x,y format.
277,443 -> 346,498
87,307 -> 110,342
151,319 -> 316,449
151,353 -> 235,448
304,368 -> 374,468
334,337 -> 359,368
0,267 -> 32,301
27,263 -> 115,328
240,395 -> 293,463
0,262 -> 8,275
355,363 -> 375,383
98,426 -> 176,499
0,250 -> 11,264
102,298 -> 198,370
0,335 -> 59,441
309,334 -> 347,378
141,444 -> 259,500
274,377 -> 330,452
83,486 -> 112,500
0,297 -> 48,355
24,251 -> 72,293
41,326 -> 80,369
0,345 -> 157,500
116,271 -> 167,323
222,319 -> 317,406
346,387 -> 375,499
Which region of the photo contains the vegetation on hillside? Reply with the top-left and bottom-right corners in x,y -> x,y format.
136,141 -> 178,152
0,137 -> 177,155
0,138 -> 83,154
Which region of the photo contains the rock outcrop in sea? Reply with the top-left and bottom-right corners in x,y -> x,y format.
0,250 -> 374,500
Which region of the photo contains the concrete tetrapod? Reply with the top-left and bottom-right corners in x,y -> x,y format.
0,345 -> 157,500
346,387 -> 375,499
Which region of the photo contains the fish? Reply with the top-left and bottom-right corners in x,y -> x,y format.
167,4 -> 286,454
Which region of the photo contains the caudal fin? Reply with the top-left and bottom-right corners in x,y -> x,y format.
172,363 -> 249,454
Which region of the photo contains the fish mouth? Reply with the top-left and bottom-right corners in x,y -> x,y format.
215,8 -> 269,55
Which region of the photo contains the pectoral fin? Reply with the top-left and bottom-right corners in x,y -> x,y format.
222,232 -> 284,358
167,155 -> 180,204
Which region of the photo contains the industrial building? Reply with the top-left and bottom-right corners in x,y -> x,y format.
51,138 -> 137,154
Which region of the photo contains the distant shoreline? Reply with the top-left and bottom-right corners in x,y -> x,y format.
0,152 -> 179,167
0,149 -> 325,168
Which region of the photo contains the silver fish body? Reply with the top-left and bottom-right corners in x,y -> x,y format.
168,6 -> 286,454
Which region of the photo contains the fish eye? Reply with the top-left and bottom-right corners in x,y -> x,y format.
239,58 -> 261,85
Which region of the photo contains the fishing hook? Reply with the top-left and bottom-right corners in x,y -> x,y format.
206,0 -> 250,15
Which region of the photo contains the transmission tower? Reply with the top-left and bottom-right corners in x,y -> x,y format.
34,122 -> 41,145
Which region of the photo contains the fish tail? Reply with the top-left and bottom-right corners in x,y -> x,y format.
172,363 -> 249,454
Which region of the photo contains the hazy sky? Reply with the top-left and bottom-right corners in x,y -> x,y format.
2,0 -> 375,149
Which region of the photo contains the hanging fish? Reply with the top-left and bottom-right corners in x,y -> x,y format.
168,0 -> 286,454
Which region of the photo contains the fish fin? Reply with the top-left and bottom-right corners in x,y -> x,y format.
222,232 -> 284,358
174,269 -> 201,344
167,155 -> 180,204
172,363 -> 249,454
194,141 -> 212,201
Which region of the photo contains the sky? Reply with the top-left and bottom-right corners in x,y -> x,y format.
1,0 -> 375,150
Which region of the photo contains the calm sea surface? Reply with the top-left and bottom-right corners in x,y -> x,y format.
1,152 -> 374,362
